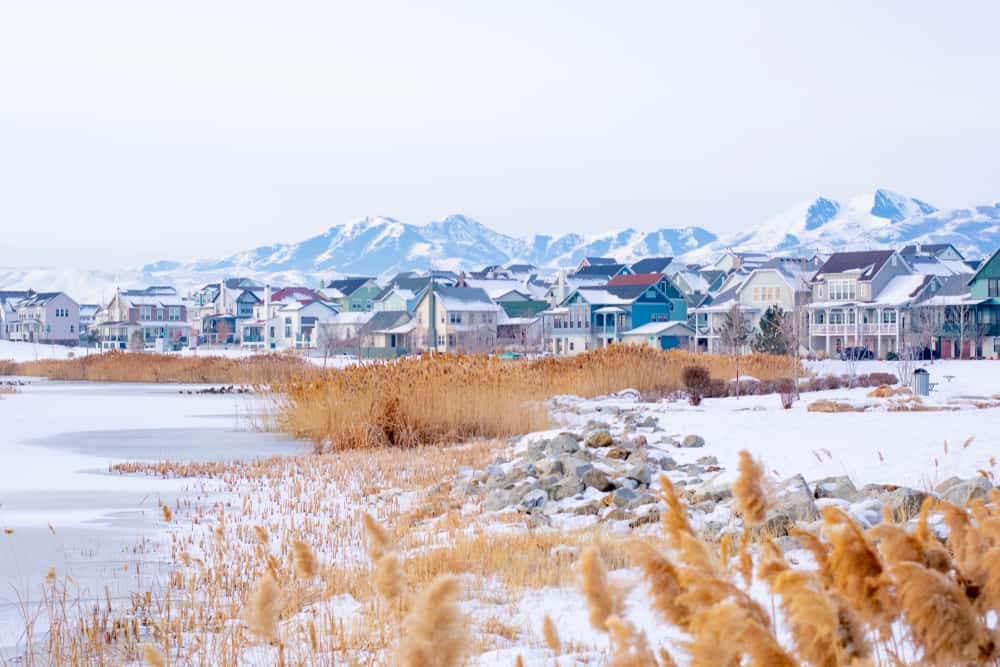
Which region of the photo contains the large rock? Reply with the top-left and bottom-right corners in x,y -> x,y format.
611,487 -> 638,507
551,479 -> 585,500
939,477 -> 992,505
606,447 -> 631,460
679,434 -> 705,448
582,469 -> 615,492
563,458 -> 594,479
547,434 -> 581,455
625,463 -> 653,487
813,476 -> 858,502
518,489 -> 549,512
773,474 -> 819,521
883,487 -> 929,521
692,472 -> 732,503
536,458 -> 565,477
586,431 -> 615,448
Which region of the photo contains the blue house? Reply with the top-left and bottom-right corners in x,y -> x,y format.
545,273 -> 688,355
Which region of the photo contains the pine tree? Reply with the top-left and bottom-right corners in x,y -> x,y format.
753,305 -> 789,355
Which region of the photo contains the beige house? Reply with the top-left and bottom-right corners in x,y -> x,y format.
412,286 -> 500,353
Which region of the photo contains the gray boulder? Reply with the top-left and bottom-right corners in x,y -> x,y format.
692,472 -> 732,503
519,489 -> 549,512
883,487 -> 929,521
773,474 -> 819,521
586,431 -> 615,448
813,475 -> 858,501
679,434 -> 705,448
551,479 -> 586,500
547,434 -> 581,455
612,487 -> 638,507
582,469 -> 615,492
940,477 -> 992,505
625,462 -> 653,486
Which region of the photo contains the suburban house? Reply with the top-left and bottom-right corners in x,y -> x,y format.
236,287 -> 336,350
497,300 -> 548,352
7,291 -> 81,345
412,286 -> 500,353
908,274 -> 980,359
504,264 -> 537,281
570,263 -> 630,282
692,260 -> 815,354
806,250 -> 922,358
711,250 -> 770,274
544,273 -> 687,356
358,311 -> 414,358
372,276 -> 435,313
0,290 -> 30,340
95,286 -> 190,351
965,246 -> 1000,359
576,256 -> 617,271
900,243 -> 966,262
189,278 -> 265,337
325,277 -> 381,312
78,304 -> 101,342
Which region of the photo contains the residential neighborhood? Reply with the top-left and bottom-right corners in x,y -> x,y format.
2,243 -> 998,360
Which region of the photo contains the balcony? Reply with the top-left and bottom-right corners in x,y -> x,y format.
811,323 -> 854,335
812,323 -> 898,336
862,323 -> 899,335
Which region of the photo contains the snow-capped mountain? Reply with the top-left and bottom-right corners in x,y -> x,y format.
3,189 -> 998,303
686,188 -> 999,262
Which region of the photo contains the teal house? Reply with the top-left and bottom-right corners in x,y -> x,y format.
545,273 -> 688,355
967,247 -> 1000,358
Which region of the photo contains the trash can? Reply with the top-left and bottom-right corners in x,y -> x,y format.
912,368 -> 930,396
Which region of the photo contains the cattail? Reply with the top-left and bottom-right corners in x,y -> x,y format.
542,614 -> 560,653
254,525 -> 269,543
733,450 -> 769,526
142,642 -> 167,667
513,656 -> 524,667
686,599 -> 795,667
737,527 -> 753,586
756,537 -> 788,582
307,619 -> 318,652
246,571 -> 283,643
892,562 -> 996,666
160,504 -> 173,523
361,512 -> 392,560
291,539 -> 318,579
45,567 -> 56,585
579,547 -> 620,632
658,474 -> 695,541
373,552 -> 403,600
397,575 -> 466,667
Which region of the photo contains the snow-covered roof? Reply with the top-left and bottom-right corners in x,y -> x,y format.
374,321 -> 417,335
328,312 -> 374,324
572,288 -> 634,306
434,287 -> 500,312
873,274 -> 932,306
622,321 -> 694,337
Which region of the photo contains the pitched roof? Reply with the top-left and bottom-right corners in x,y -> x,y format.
629,257 -> 673,274
499,300 -> 549,318
18,291 -> 66,307
433,286 -> 499,312
584,257 -> 617,266
270,287 -> 325,303
362,310 -> 411,333
326,277 -> 373,296
573,263 -> 626,278
900,243 -> 963,259
607,273 -> 662,287
813,250 -> 895,281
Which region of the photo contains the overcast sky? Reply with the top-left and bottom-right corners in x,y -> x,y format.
2,1 -> 999,267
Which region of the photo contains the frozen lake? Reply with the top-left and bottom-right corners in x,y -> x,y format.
0,380 -> 304,658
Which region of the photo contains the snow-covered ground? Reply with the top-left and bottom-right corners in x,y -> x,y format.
0,380 -> 305,657
1,358 -> 997,663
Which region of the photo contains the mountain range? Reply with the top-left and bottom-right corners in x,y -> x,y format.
2,188 -> 998,303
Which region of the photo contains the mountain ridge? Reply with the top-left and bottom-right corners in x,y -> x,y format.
3,189 -> 999,303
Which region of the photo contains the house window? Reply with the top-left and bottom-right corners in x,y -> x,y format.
828,280 -> 856,301
882,311 -> 897,324
449,312 -> 462,325
140,306 -> 152,320
989,279 -> 1000,298
569,341 -> 575,351
156,309 -> 164,321
447,334 -> 455,348
284,317 -> 291,338
168,307 -> 181,321
70,325 -> 74,333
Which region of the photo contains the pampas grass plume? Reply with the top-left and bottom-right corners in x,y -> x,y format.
579,547 -> 620,632
291,539 -> 318,579
542,614 -> 560,653
733,450 -> 769,525
374,552 -> 403,600
246,571 -> 283,643
142,642 -> 167,667
397,574 -> 466,667
362,512 -> 392,560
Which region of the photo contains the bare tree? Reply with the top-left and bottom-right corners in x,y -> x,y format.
720,302 -> 754,399
909,307 -> 938,364
779,299 -> 807,399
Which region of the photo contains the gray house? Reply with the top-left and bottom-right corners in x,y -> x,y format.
9,291 -> 81,345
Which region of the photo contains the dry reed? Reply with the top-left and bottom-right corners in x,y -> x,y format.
396,575 -> 466,667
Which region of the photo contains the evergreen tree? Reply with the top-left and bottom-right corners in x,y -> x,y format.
753,305 -> 789,355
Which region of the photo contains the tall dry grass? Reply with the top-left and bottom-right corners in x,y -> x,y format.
276,347 -> 802,451
2,350 -> 314,384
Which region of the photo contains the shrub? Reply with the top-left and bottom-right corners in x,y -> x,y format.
682,364 -> 711,406
777,379 -> 796,409
886,351 -> 899,361
867,372 -> 899,386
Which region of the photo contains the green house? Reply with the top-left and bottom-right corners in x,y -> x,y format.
325,278 -> 381,312
967,246 -> 1000,358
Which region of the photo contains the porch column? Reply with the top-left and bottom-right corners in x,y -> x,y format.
825,308 -> 831,356
876,308 -> 882,359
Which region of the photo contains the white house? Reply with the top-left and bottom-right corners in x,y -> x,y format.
9,291 -> 81,345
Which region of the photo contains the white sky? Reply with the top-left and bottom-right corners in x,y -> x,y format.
2,1 -> 999,267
